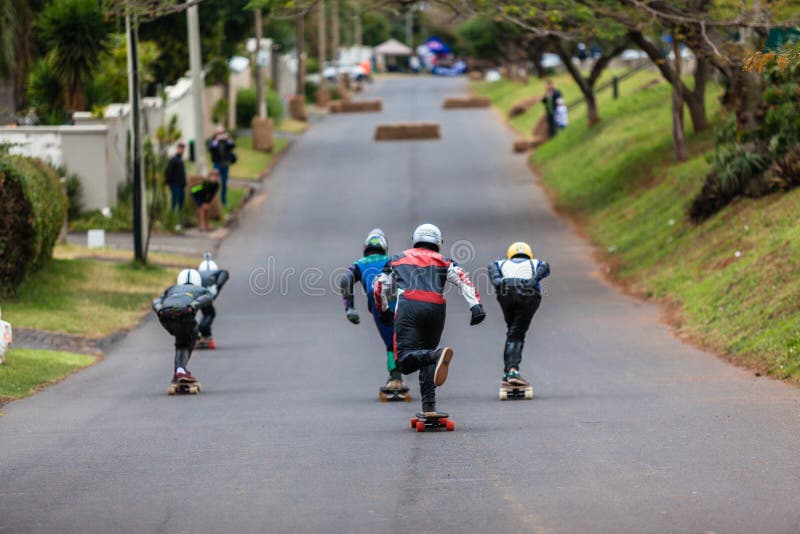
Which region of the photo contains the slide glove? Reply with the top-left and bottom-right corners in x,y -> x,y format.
209,285 -> 218,298
346,307 -> 360,325
469,304 -> 486,326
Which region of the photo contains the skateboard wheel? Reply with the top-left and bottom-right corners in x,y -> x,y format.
379,392 -> 388,402
446,420 -> 455,431
524,389 -> 533,400
403,393 -> 412,403
499,390 -> 508,401
439,417 -> 448,427
168,387 -> 176,396
410,418 -> 419,428
415,421 -> 426,432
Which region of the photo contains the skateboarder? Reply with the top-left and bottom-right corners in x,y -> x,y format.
152,269 -> 213,384
489,242 -> 550,388
339,229 -> 403,389
373,223 -> 486,415
196,252 -> 230,349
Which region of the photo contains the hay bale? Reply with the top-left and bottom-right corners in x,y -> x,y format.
508,97 -> 538,119
186,175 -> 222,220
354,81 -> 363,93
328,101 -> 342,113
251,117 -> 274,152
330,99 -> 383,113
316,86 -> 331,107
513,139 -> 535,153
532,114 -> 549,140
374,122 -> 441,141
468,71 -> 483,81
442,96 -> 491,109
341,72 -> 352,90
289,95 -> 307,121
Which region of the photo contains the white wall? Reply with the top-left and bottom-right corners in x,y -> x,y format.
0,125 -> 116,211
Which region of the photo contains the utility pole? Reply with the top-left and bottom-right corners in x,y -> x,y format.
187,0 -> 206,175
317,0 -> 326,75
125,13 -> 147,263
331,0 -> 339,69
255,8 -> 266,118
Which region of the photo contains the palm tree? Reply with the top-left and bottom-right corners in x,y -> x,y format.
38,0 -> 110,111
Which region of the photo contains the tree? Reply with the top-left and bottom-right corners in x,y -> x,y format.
37,0 -> 111,111
89,34 -> 161,106
473,0 -> 629,126
362,11 -> 392,46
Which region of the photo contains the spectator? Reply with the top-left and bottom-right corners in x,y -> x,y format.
208,127 -> 236,206
541,80 -> 563,138
555,98 -> 568,130
165,143 -> 187,224
191,169 -> 220,232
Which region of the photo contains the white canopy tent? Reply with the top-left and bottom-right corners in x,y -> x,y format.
373,38 -> 413,71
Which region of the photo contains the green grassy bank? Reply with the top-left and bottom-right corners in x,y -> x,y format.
474,72 -> 800,382
0,349 -> 95,404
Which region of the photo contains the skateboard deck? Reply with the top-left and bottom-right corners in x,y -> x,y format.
499,382 -> 533,400
195,337 -> 215,350
410,412 -> 455,432
168,381 -> 202,395
379,385 -> 411,403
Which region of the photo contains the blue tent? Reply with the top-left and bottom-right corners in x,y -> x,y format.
423,36 -> 451,55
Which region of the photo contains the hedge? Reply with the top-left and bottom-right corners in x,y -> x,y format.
236,87 -> 284,127
0,155 -> 67,295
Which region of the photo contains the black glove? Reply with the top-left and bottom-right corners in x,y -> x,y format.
345,307 -> 360,324
470,304 -> 486,326
379,309 -> 394,326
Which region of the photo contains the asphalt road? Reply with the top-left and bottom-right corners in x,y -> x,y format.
2,76 -> 800,534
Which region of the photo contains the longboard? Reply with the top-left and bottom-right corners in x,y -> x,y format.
379,385 -> 411,403
499,382 -> 533,400
195,337 -> 215,350
410,412 -> 455,432
168,381 -> 202,395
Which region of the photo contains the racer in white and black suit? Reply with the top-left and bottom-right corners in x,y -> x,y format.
489,242 -> 550,386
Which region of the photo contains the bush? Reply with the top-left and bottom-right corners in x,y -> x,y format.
212,97 -> 228,127
236,87 -> 257,127
0,155 -> 67,295
237,87 -> 284,125
305,57 -> 319,75
64,173 -> 82,220
304,80 -> 319,104
266,89 -> 284,122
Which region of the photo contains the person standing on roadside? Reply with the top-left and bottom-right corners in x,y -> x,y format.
165,142 -> 187,229
541,80 -> 563,138
191,169 -> 220,232
208,127 -> 236,206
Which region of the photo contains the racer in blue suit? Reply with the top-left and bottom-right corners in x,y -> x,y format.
339,229 -> 402,389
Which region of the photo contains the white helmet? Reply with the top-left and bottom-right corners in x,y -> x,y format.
177,268 -> 202,287
198,252 -> 218,272
363,228 -> 388,255
412,223 -> 443,249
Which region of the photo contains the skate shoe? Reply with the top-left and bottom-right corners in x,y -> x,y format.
505,370 -> 529,387
207,337 -> 216,350
175,371 -> 197,383
433,347 -> 454,386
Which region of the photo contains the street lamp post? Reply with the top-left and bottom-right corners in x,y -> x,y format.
187,0 -> 206,175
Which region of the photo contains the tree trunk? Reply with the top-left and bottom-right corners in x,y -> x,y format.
295,14 -> 304,96
629,30 -> 709,133
728,67 -> 765,135
671,34 -> 688,161
530,48 -> 546,79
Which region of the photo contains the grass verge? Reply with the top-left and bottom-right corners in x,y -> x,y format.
227,135 -> 290,181
3,258 -> 177,338
0,349 -> 95,403
54,243 -> 195,268
478,72 -> 800,383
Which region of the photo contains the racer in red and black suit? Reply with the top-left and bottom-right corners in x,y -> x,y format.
373,224 -> 485,414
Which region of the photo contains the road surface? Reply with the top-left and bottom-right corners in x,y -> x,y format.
2,76 -> 800,534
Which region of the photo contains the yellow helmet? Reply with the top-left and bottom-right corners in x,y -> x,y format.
506,241 -> 533,259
